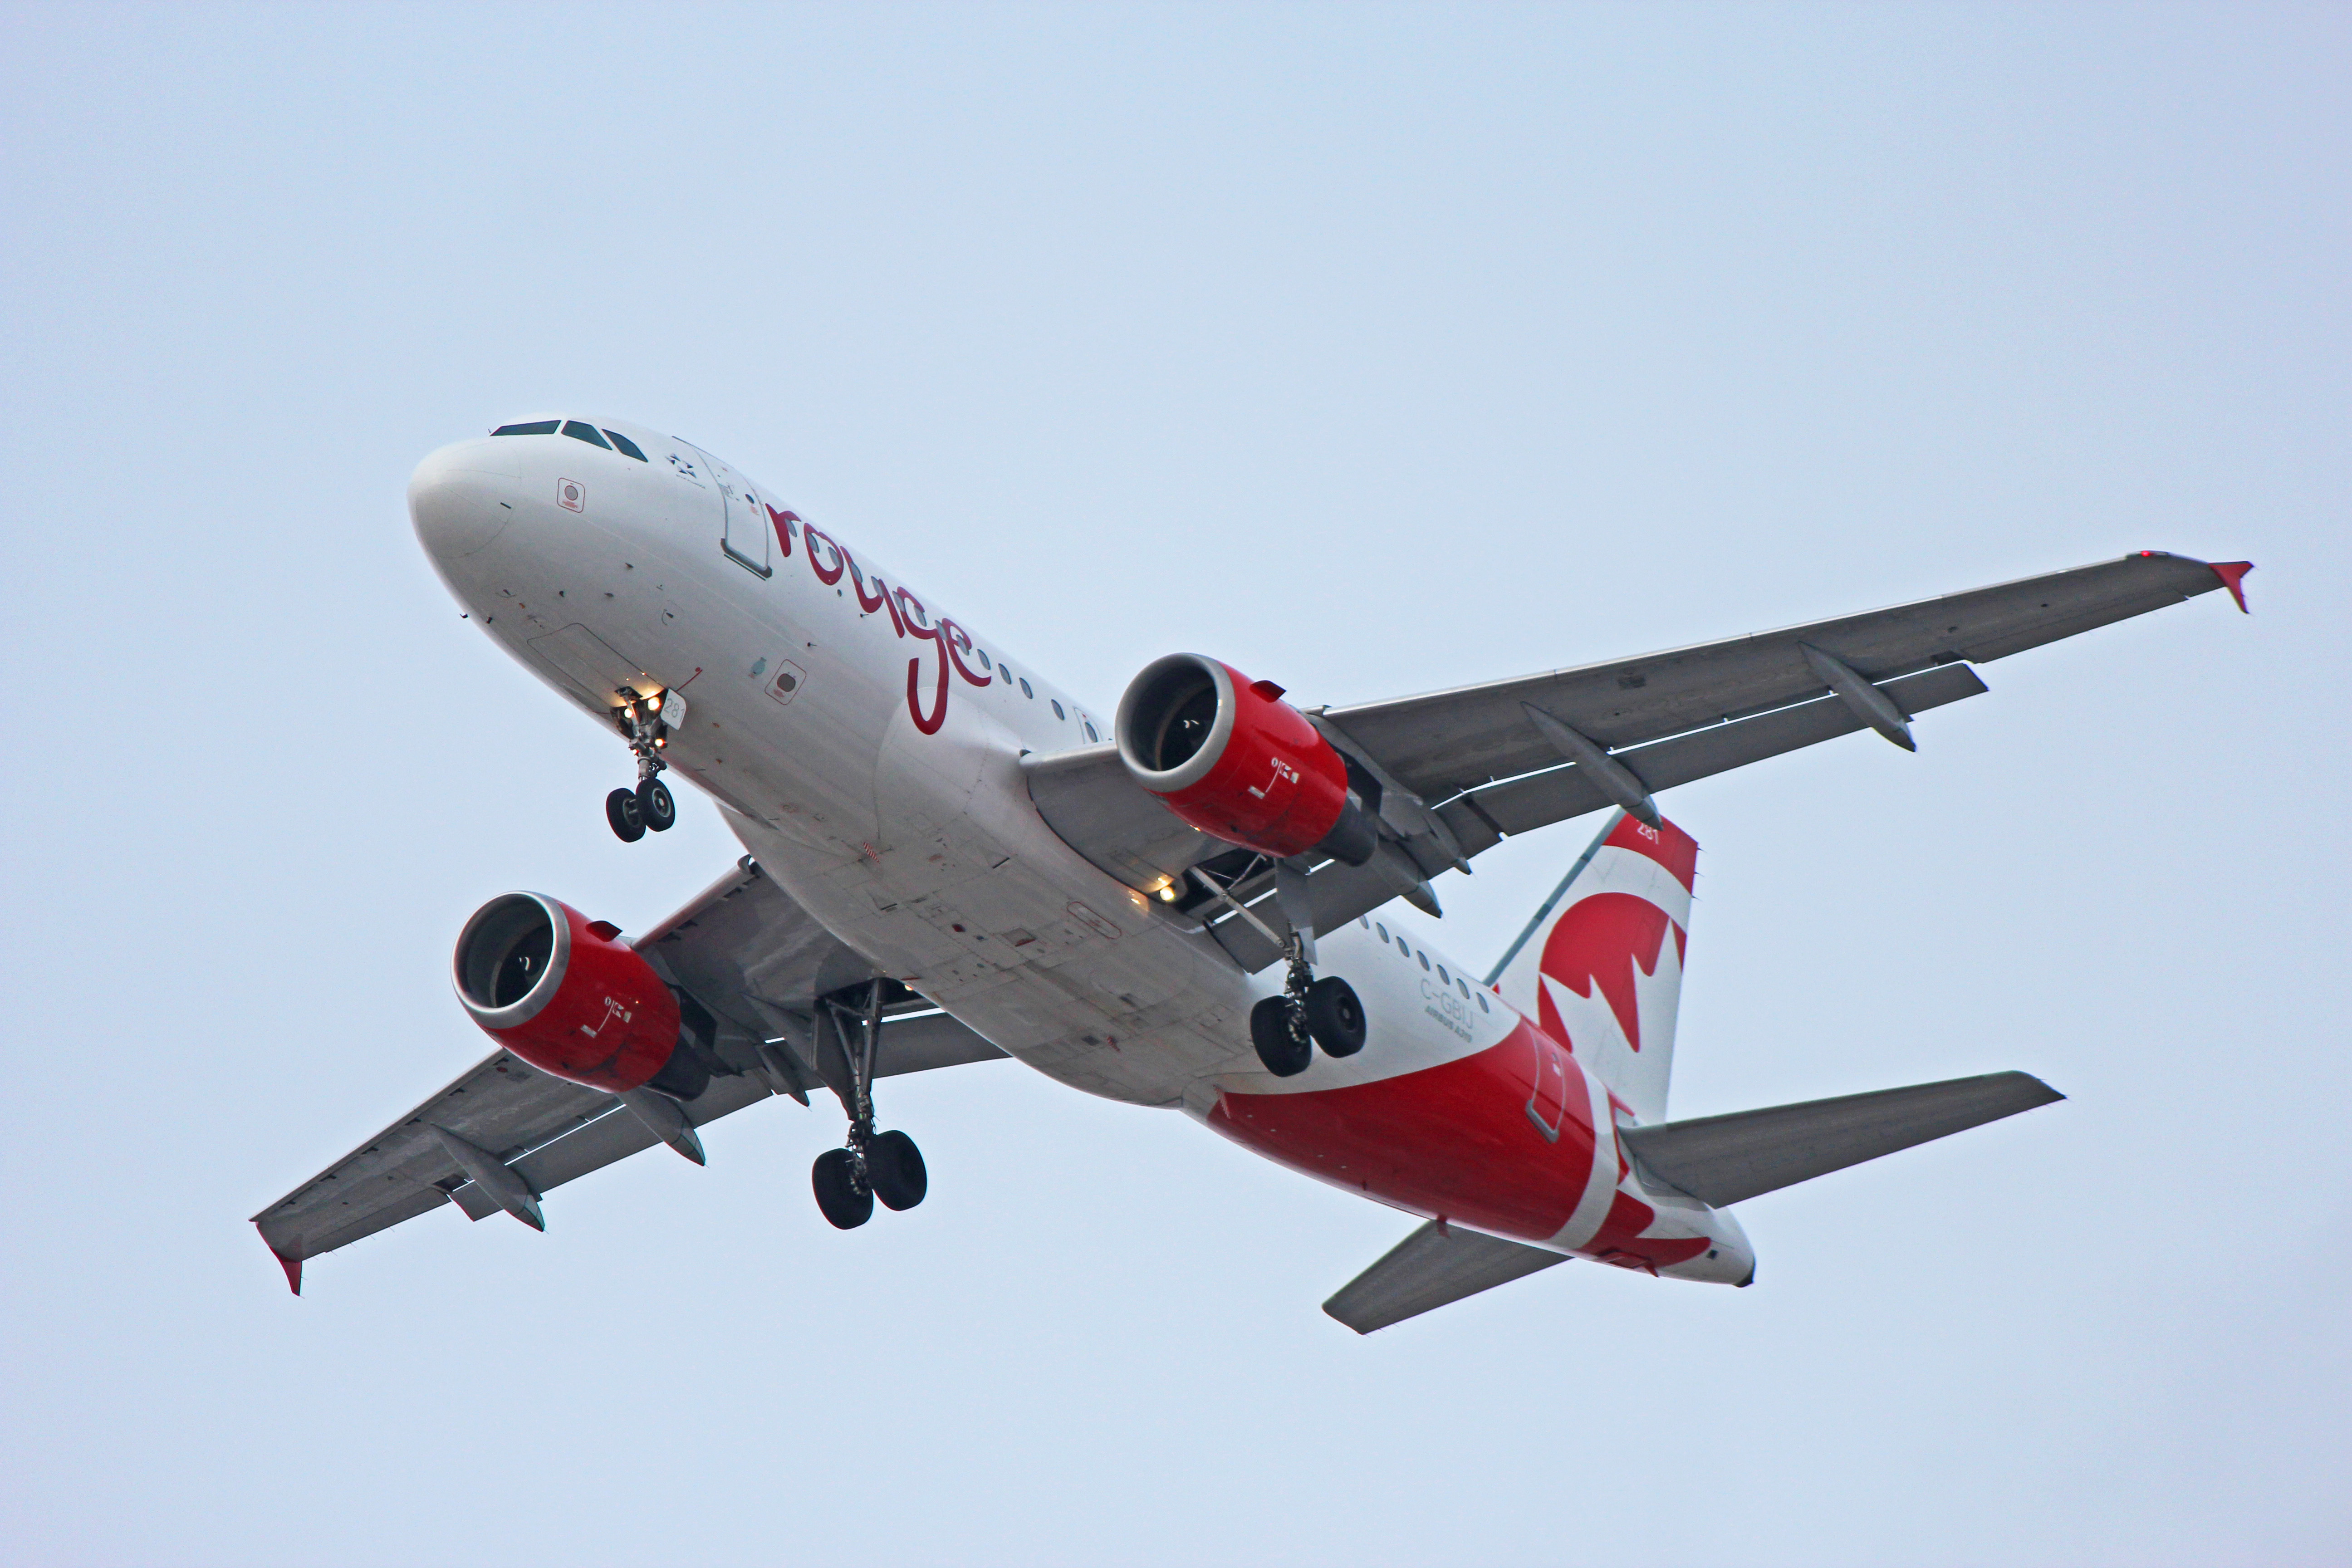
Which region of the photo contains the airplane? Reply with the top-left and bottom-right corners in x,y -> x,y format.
253,413 -> 2253,1331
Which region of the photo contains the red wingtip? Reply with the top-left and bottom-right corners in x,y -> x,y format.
2209,561 -> 2253,613
272,1247 -> 303,1296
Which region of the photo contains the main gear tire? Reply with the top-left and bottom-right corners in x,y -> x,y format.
811,1147 -> 873,1229
606,787 -> 647,843
637,777 -> 676,833
1250,996 -> 1313,1077
867,1130 -> 928,1211
1304,975 -> 1367,1057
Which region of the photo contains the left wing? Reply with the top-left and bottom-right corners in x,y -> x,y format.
251,856 -> 1004,1291
1031,551 -> 2250,971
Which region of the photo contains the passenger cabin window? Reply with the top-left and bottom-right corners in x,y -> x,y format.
603,429 -> 648,461
1437,965 -> 1450,985
1051,700 -> 1066,720
1457,979 -> 1471,1000
1083,721 -> 1099,742
1476,992 -> 1490,1012
1419,952 -> 1431,971
562,421 -> 612,450
492,419 -> 560,436
1019,679 -> 1034,699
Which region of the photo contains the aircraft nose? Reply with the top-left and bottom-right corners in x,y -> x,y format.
409,439 -> 521,561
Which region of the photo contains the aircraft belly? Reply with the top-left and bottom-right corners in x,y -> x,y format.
726,771 -> 1262,1108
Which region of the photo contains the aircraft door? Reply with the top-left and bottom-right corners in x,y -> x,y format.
1526,1033 -> 1573,1143
696,445 -> 770,578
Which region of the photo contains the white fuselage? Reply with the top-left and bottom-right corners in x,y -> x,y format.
409,417 -> 1751,1282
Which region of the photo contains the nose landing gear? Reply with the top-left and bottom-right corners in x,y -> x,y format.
808,980 -> 928,1229
606,692 -> 682,843
1249,932 -> 1367,1078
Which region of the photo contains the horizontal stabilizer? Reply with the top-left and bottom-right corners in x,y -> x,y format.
1323,1220 -> 1568,1334
1618,1070 -> 2063,1209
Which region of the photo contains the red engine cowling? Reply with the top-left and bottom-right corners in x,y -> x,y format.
1114,653 -> 1378,864
451,892 -> 684,1093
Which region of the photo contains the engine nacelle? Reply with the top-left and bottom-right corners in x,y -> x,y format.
1115,653 -> 1378,866
452,892 -> 687,1094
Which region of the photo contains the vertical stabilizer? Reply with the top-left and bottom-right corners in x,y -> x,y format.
1488,810 -> 1698,1124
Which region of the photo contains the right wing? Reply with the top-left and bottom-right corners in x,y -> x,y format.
1031,552 -> 2249,971
251,856 -> 1006,1291
1321,552 -> 2244,817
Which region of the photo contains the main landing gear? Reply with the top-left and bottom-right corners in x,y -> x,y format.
810,980 -> 928,1229
606,691 -> 682,843
1249,933 -> 1366,1078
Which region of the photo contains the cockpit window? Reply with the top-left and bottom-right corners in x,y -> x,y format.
562,421 -> 613,450
602,429 -> 648,461
491,420 -> 560,436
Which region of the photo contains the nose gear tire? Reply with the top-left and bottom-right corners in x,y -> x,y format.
1304,976 -> 1367,1057
1250,996 -> 1313,1077
811,1148 -> 873,1229
867,1130 -> 928,1210
637,777 -> 676,832
605,788 -> 647,843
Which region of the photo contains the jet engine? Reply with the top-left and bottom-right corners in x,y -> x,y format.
1115,653 -> 1378,866
452,892 -> 698,1095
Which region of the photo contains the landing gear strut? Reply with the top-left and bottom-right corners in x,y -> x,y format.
810,980 -> 927,1229
607,691 -> 681,843
1249,932 -> 1366,1078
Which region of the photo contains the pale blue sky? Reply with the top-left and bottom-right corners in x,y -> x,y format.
2,5 -> 2345,1564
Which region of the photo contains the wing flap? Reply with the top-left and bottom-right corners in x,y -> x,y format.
1440,662 -> 1989,843
1323,1220 -> 1570,1334
1618,1070 -> 2065,1209
1328,552 -> 2234,803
